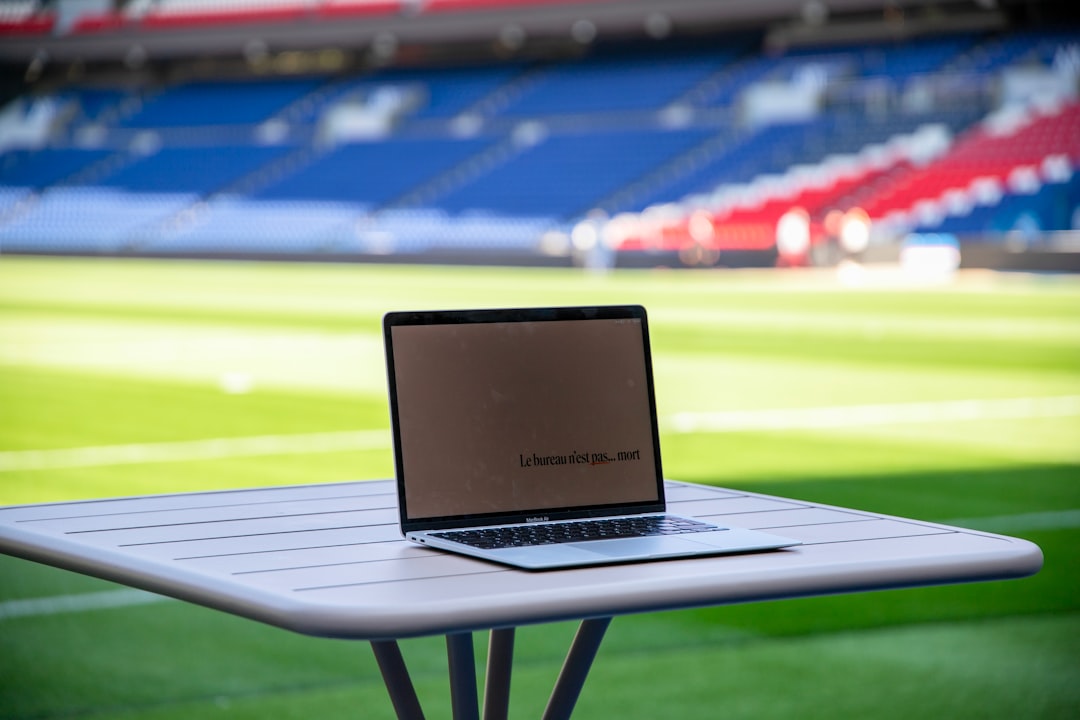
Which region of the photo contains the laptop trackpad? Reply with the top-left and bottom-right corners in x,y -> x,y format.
573,536 -> 709,558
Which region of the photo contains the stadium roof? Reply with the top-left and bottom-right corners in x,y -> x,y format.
0,0 -> 1019,65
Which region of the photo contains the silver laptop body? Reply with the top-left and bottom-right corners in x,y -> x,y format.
383,305 -> 799,571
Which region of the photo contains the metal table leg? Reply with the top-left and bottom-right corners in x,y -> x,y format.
542,617 -> 613,720
447,632 -> 480,720
371,640 -> 426,720
375,619 -> 610,720
483,628 -> 515,720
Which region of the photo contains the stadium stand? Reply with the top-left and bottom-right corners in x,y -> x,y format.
0,17 -> 1077,265
863,101 -> 1080,230
0,1 -> 53,36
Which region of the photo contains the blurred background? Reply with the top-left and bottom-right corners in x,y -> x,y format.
0,0 -> 1078,269
0,1 -> 1078,719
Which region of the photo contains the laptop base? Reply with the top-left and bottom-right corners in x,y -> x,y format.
409,524 -> 799,571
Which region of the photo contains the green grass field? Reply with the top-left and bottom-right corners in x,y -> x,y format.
1,256 -> 1078,719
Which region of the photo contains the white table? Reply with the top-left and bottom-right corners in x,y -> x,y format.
0,480 -> 1043,719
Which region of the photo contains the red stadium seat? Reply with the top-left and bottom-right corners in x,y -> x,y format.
0,14 -> 54,35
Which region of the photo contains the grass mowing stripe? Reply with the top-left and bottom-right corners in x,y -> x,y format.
0,430 -> 390,472
0,588 -> 169,620
667,395 -> 1080,433
3,396 -> 1075,472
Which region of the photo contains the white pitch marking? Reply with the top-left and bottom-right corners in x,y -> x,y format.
943,509 -> 1080,534
0,429 -> 391,473
0,588 -> 170,621
666,395 -> 1080,434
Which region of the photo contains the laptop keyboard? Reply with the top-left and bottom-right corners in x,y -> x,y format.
431,515 -> 721,550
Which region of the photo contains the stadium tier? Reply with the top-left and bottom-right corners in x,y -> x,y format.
867,101 -> 1080,232
4,0 -> 700,37
1,28 -> 1077,264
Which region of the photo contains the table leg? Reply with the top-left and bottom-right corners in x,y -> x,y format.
483,628 -> 515,720
374,620 -> 610,720
447,632 -> 480,720
542,617 -> 613,720
371,640 -> 426,720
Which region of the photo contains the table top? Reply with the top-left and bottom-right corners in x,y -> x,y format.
0,480 -> 1042,641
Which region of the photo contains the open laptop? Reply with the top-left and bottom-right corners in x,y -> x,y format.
383,305 -> 799,571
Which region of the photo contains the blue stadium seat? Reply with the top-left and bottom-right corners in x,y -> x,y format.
951,30 -> 1080,73
100,146 -> 291,194
147,198 -> 360,254
286,64 -> 524,126
0,148 -> 114,189
435,127 -> 714,218
254,136 -> 493,205
495,50 -> 735,116
343,208 -> 555,254
386,64 -> 526,120
0,188 -> 196,253
917,174 -> 1080,236
63,87 -> 130,123
120,78 -> 325,127
858,36 -> 975,79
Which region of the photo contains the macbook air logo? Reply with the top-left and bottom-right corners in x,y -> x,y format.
526,516 -> 550,523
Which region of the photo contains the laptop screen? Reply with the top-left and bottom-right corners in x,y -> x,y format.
385,306 -> 665,530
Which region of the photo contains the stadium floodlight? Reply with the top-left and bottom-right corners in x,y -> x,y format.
688,210 -> 715,245
571,219 -> 599,252
776,208 -> 810,257
839,208 -> 871,255
603,214 -> 638,250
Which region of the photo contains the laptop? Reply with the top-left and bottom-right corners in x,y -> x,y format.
383,305 -> 799,571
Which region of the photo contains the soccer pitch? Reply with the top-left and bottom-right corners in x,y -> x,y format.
1,256 -> 1078,719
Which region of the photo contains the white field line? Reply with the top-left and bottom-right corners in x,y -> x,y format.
0,430 -> 391,473
3,508 -> 1077,622
1,395 -> 1077,473
944,509 -> 1080,534
666,395 -> 1080,434
0,588 -> 170,620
